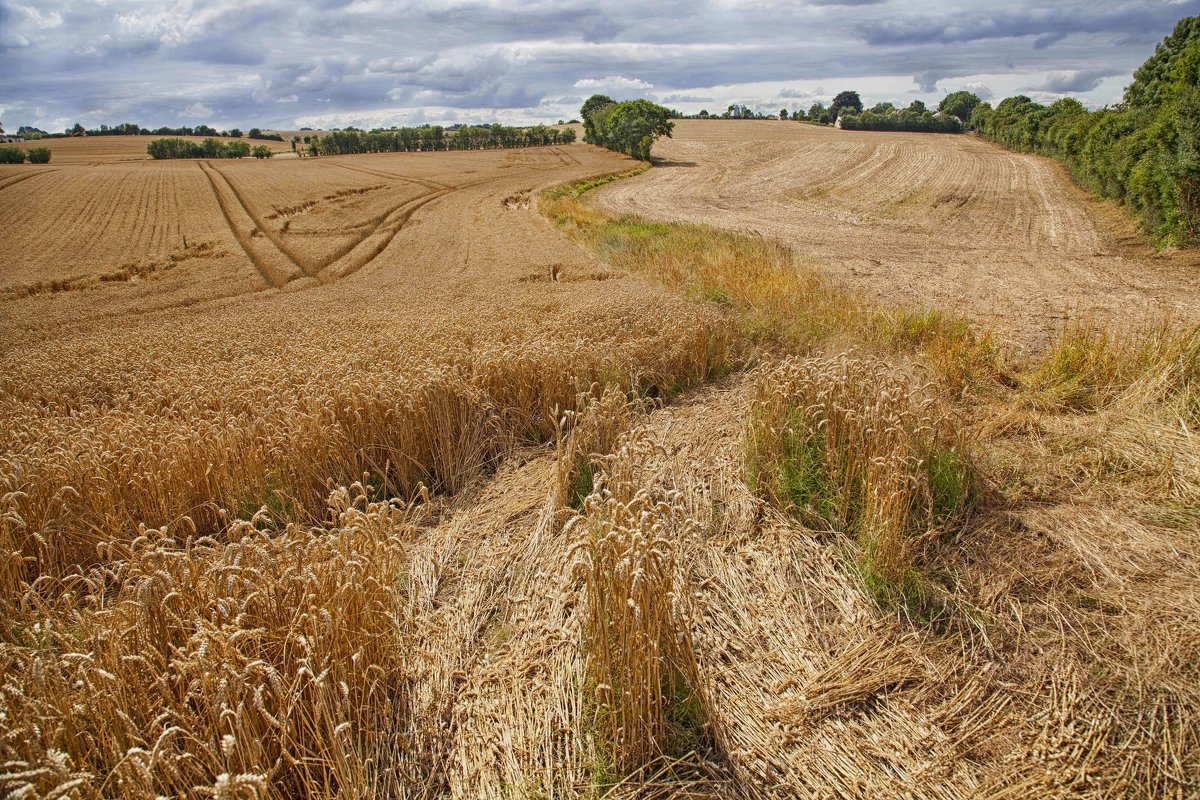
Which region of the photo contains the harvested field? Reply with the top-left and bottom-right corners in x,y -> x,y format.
2,129 -> 1197,799
595,119 -> 1200,347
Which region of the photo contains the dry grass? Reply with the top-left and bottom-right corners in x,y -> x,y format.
570,433 -> 712,780
540,190 -> 1001,391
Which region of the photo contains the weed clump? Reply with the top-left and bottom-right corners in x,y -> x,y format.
745,354 -> 975,607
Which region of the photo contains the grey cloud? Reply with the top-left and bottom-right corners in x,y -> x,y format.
660,94 -> 714,103
1024,69 -> 1116,93
856,2 -> 1200,46
0,0 -> 1193,130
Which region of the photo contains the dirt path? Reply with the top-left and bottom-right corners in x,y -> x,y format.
594,119 -> 1200,347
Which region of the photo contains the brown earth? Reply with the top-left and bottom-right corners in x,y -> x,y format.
595,119 -> 1200,347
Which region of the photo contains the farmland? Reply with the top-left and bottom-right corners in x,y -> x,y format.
596,120 -> 1200,347
2,120 -> 1198,799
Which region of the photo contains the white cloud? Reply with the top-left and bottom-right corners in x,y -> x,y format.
574,75 -> 654,91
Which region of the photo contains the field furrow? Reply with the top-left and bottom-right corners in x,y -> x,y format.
198,160 -> 304,288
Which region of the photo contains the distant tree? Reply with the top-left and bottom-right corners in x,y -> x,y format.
779,108 -> 789,120
698,109 -> 709,118
908,100 -> 928,114
830,90 -> 863,118
808,101 -> 829,124
580,94 -> 616,143
69,123 -> 85,136
869,101 -> 896,114
938,91 -> 982,122
228,128 -> 243,138
248,127 -> 263,139
252,144 -> 273,159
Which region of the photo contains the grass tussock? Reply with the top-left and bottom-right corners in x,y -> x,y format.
1025,319 -> 1200,413
570,434 -> 711,781
1,483 -> 425,799
745,355 -> 975,608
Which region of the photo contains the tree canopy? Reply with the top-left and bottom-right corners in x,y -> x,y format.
830,90 -> 863,118
937,91 -> 982,122
581,97 -> 674,160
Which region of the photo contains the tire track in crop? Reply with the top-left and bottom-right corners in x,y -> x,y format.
0,170 -> 56,193
316,161 -> 564,282
550,147 -> 581,167
206,162 -> 322,277
198,161 -> 303,289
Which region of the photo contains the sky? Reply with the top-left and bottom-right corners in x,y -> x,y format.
1,0 -> 1196,132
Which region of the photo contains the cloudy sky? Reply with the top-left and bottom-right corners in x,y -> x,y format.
1,0 -> 1196,132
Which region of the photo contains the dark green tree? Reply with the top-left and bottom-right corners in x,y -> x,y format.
830,90 -> 863,118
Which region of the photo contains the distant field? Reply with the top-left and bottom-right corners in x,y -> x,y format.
598,119 -> 1200,346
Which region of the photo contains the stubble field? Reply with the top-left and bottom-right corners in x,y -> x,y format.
597,120 -> 1200,347
1,123 -> 1196,798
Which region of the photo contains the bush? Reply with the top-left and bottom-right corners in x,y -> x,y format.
0,146 -> 26,164
26,147 -> 51,164
252,145 -> 273,159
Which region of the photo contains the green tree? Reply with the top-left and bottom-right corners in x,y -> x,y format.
252,144 -> 273,159
580,94 -> 616,143
808,101 -> 828,124
600,99 -> 675,160
938,91 -> 982,123
830,90 -> 863,118
779,108 -> 789,120
228,128 -> 243,138
869,101 -> 896,115
26,147 -> 51,164
908,100 -> 928,114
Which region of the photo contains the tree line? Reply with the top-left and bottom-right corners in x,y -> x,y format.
580,96 -> 674,160
147,138 -> 254,159
306,123 -> 575,156
969,17 -> 1199,245
22,122 -> 286,140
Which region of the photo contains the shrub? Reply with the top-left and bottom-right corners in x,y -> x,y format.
0,146 -> 26,164
252,145 -> 273,159
26,147 -> 51,164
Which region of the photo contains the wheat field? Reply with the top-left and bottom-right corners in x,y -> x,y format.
2,124 -> 1197,798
